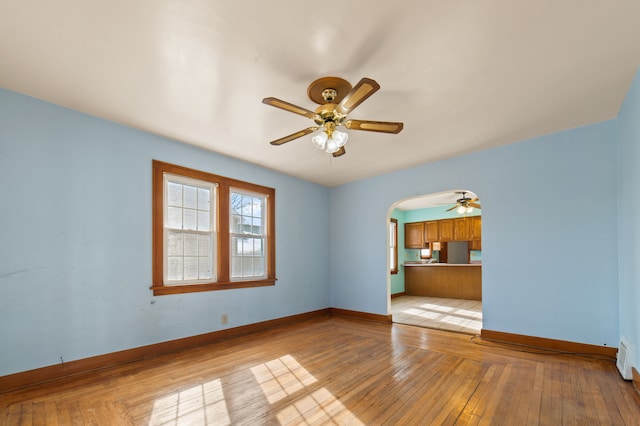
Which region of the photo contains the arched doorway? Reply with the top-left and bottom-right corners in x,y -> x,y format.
388,189 -> 483,334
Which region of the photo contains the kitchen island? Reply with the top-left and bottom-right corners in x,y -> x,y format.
404,263 -> 482,300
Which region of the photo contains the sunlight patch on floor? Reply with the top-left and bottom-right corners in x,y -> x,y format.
148,354 -> 364,425
149,378 -> 230,425
250,354 -> 317,404
277,387 -> 364,426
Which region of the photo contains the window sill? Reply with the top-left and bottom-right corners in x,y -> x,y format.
151,278 -> 276,296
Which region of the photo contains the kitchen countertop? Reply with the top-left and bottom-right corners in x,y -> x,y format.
404,263 -> 481,267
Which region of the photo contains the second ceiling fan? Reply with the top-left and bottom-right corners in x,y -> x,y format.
446,192 -> 481,213
262,76 -> 403,157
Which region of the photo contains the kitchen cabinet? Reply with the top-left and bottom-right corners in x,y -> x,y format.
405,222 -> 425,248
424,221 -> 439,242
453,217 -> 470,240
406,216 -> 482,247
469,216 -> 482,240
469,239 -> 482,250
438,219 -> 454,241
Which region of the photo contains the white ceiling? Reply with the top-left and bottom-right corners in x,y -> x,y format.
2,1 -> 639,187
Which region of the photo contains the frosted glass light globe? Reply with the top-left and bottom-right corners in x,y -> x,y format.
311,131 -> 328,149
332,130 -> 348,148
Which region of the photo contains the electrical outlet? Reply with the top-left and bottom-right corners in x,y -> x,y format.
221,314 -> 228,325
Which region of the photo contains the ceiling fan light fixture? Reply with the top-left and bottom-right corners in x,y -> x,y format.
333,129 -> 348,148
456,205 -> 474,214
311,131 -> 328,149
311,126 -> 348,154
325,137 -> 340,154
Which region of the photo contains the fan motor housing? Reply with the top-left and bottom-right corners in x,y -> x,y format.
314,104 -> 347,126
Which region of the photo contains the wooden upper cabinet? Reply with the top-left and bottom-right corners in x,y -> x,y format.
405,222 -> 425,248
469,216 -> 482,240
469,239 -> 482,250
453,217 -> 470,241
438,219 -> 454,242
424,221 -> 439,242
406,216 -> 481,247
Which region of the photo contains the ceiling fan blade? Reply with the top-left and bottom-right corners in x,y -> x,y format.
445,205 -> 457,212
337,78 -> 380,114
262,97 -> 318,119
468,203 -> 482,209
468,198 -> 479,203
332,146 -> 346,157
345,119 -> 404,134
269,127 -> 318,146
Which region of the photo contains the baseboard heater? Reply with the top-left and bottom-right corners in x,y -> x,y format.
616,336 -> 635,380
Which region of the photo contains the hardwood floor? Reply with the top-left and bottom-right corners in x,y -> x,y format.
2,316 -> 639,425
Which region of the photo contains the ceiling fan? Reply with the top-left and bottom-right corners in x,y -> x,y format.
446,191 -> 481,213
262,76 -> 404,157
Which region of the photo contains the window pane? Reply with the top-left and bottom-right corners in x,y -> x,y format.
252,217 -> 262,235
167,231 -> 183,256
168,257 -> 183,281
230,193 -> 242,215
184,257 -> 198,280
198,211 -> 210,231
167,182 -> 183,207
252,201 -> 262,218
240,195 -> 251,214
183,209 -> 197,230
253,257 -> 264,276
231,256 -> 241,278
167,207 -> 182,229
198,188 -> 210,210
198,257 -> 212,279
198,235 -> 211,256
184,233 -> 198,256
183,185 -> 197,209
253,238 -> 263,256
230,214 -> 242,233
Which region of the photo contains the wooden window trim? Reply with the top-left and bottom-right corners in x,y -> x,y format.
152,160 -> 276,295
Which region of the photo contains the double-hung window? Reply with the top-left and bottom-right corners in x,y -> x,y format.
390,218 -> 398,274
230,190 -> 267,280
164,174 -> 216,284
152,160 -> 276,295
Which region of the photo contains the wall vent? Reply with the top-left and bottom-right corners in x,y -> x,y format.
616,336 -> 635,380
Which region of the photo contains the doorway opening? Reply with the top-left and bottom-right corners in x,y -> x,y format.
388,189 -> 483,335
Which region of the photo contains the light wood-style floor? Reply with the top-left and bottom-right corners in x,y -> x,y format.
2,316 -> 639,425
391,295 -> 482,334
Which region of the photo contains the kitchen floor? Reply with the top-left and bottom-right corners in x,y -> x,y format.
391,295 -> 482,335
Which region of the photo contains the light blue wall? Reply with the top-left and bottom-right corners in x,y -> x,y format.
0,88 -> 331,376
618,68 -> 640,371
330,120 -> 619,347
